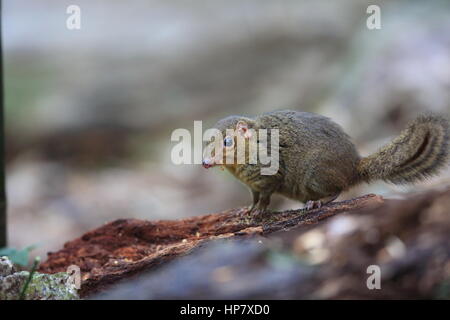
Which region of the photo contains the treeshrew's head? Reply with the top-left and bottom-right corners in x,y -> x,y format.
202,115 -> 255,169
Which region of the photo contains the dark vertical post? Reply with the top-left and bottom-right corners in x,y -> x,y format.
0,0 -> 7,248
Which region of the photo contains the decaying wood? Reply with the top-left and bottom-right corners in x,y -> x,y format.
38,194 -> 383,297
93,187 -> 450,299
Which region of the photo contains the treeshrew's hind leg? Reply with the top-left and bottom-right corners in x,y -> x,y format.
304,193 -> 340,210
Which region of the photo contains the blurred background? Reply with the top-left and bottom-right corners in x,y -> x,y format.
3,0 -> 450,259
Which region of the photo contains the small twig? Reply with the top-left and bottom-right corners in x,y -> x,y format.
19,256 -> 41,300
262,194 -> 383,234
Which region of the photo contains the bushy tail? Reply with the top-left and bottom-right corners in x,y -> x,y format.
357,114 -> 450,184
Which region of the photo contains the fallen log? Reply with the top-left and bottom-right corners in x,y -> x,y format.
92,187 -> 450,299
39,194 -> 383,297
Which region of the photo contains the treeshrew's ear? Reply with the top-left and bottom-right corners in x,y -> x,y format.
236,120 -> 252,139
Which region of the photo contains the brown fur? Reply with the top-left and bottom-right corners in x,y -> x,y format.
204,110 -> 450,211
357,114 -> 450,184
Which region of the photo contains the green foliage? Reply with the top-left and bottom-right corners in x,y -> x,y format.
0,245 -> 37,266
19,256 -> 41,300
0,256 -> 79,300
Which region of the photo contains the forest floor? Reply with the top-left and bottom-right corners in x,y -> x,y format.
39,187 -> 450,299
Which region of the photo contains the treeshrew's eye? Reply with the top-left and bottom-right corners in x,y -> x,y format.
224,136 -> 234,147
